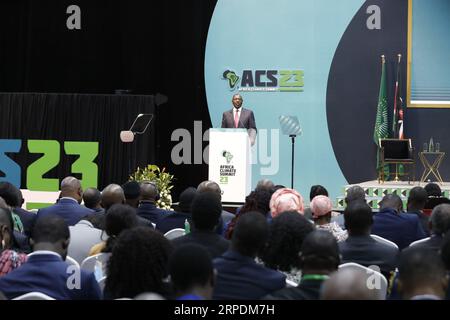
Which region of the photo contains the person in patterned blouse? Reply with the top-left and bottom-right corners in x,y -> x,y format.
311,195 -> 348,242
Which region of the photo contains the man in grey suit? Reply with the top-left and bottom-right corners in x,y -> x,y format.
221,94 -> 257,145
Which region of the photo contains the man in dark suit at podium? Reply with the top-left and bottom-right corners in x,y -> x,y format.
221,94 -> 257,144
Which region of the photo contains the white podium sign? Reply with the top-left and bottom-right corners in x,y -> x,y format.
208,128 -> 252,203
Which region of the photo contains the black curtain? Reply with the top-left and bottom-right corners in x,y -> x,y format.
0,93 -> 155,189
0,0 -> 217,199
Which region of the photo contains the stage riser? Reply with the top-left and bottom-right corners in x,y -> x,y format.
336,180 -> 450,210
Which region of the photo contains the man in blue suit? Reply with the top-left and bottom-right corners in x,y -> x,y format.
213,212 -> 285,300
136,182 -> 170,224
0,215 -> 102,300
372,194 -> 427,250
37,176 -> 93,226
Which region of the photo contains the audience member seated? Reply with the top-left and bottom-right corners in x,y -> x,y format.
0,208 -> 27,276
260,211 -> 314,284
441,232 -> 450,299
169,244 -> 214,300
225,188 -> 271,240
424,182 -> 450,210
303,185 -> 329,220
122,181 -> 141,208
406,186 -> 430,235
345,185 -> 366,204
104,226 -> 173,299
264,230 -> 340,300
213,212 -> 285,300
136,181 -> 170,224
82,187 -> 104,214
0,215 -> 101,299
397,247 -> 447,300
172,192 -> 229,259
102,184 -> 151,228
156,187 -> 197,234
311,195 -> 347,242
269,188 -> 304,219
68,214 -> 104,264
411,203 -> 450,252
372,194 -> 426,250
334,185 -> 367,230
101,184 -> 126,211
339,201 -> 398,278
0,182 -> 36,237
37,176 -> 93,226
255,179 -> 275,193
321,268 -> 382,300
89,204 -> 138,255
0,196 -> 31,253
197,180 -> 234,234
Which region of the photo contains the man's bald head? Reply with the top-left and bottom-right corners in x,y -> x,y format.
60,176 -> 82,202
140,182 -> 159,202
380,194 -> 403,213
321,268 -> 382,300
83,187 -> 102,209
101,184 -> 125,210
197,181 -> 222,199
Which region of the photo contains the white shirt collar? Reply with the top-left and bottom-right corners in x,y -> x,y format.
28,250 -> 62,259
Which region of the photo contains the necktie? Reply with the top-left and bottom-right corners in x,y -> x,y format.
234,109 -> 239,128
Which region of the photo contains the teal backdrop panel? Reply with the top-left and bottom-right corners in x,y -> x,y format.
411,0 -> 450,101
205,0 -> 364,202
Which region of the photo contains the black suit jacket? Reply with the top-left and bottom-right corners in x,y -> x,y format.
339,235 -> 399,276
221,108 -> 256,130
172,230 -> 229,259
156,211 -> 191,234
136,201 -> 170,224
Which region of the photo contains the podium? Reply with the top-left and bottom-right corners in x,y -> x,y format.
208,128 -> 252,203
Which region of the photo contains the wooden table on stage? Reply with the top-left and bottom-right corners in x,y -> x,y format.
419,151 -> 445,184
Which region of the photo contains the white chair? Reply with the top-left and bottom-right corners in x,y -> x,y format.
285,279 -> 298,287
370,234 -> 399,250
65,255 -> 80,269
338,262 -> 388,299
97,276 -> 106,292
81,253 -> 111,281
409,237 -> 431,247
13,292 -> 55,300
164,228 -> 185,240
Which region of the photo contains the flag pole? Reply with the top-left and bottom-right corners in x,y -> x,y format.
375,54 -> 388,183
394,53 -> 403,181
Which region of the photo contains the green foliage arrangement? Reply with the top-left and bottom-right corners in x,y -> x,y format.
130,164 -> 174,210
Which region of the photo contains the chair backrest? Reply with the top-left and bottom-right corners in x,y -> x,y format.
65,255 -> 80,269
409,237 -> 431,247
13,292 -> 55,300
338,262 -> 388,299
80,253 -> 111,280
370,234 -> 399,250
164,228 -> 185,240
285,279 -> 298,288
380,139 -> 412,160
